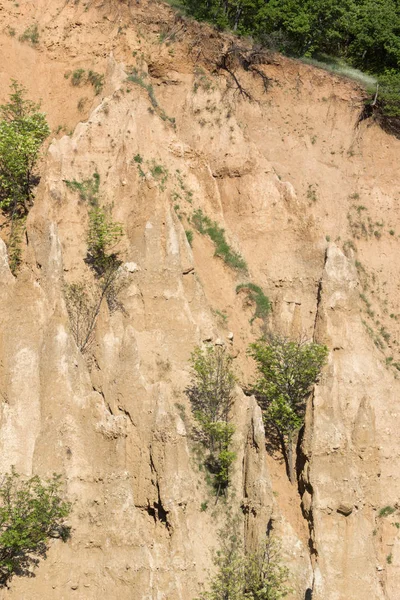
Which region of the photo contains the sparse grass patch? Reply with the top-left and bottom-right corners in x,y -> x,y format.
185,230 -> 193,246
236,283 -> 271,323
127,69 -> 175,127
19,23 -> 39,46
378,505 -> 396,518
87,70 -> 104,95
71,68 -> 86,86
192,209 -> 247,272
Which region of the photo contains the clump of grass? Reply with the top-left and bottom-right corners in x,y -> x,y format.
71,69 -> 86,86
64,172 -> 100,204
185,230 -> 193,246
191,209 -> 247,272
128,69 -> 157,106
69,69 -> 104,95
300,55 -> 377,89
236,283 -> 271,323
19,24 -> 39,46
87,70 -> 104,95
307,184 -> 318,202
214,309 -> 228,324
378,506 -> 396,518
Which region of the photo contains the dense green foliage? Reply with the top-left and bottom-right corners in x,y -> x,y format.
0,470 -> 70,586
187,345 -> 237,494
0,81 -> 49,273
197,523 -> 290,600
180,0 -> 400,121
249,336 -> 328,482
0,81 -> 49,216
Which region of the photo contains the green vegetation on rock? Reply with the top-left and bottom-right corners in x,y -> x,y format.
187,345 -> 237,496
249,335 -> 328,483
0,470 -> 71,587
0,81 -> 50,273
197,521 -> 291,600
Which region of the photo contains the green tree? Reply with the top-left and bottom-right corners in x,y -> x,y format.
0,81 -> 49,216
187,345 -> 236,495
249,335 -> 328,483
0,470 -> 71,586
199,524 -> 245,600
245,537 -> 291,600
197,524 -> 290,600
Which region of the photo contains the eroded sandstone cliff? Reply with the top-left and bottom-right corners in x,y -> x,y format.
0,1 -> 400,598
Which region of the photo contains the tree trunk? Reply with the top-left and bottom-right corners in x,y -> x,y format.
287,431 -> 295,484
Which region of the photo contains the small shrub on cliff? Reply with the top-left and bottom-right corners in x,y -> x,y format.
0,81 -> 49,215
249,335 -> 328,483
197,523 -> 291,600
64,174 -> 125,353
187,345 -> 236,496
0,81 -> 50,273
0,470 -> 71,587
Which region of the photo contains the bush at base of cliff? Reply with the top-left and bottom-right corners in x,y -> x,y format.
187,345 -> 237,495
0,470 -> 71,587
197,523 -> 291,600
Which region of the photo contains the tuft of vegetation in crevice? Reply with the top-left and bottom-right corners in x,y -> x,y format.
236,283 -> 271,324
192,208 -> 247,272
19,24 -> 39,46
127,69 -> 176,127
67,69 -> 104,95
248,335 -> 328,484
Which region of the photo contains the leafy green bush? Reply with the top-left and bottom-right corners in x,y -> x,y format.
0,81 -> 50,216
187,345 -> 236,495
236,283 -> 271,323
0,81 -> 50,273
0,470 -> 71,587
87,205 -> 123,275
64,173 -> 123,276
249,335 -> 328,483
192,209 -> 247,272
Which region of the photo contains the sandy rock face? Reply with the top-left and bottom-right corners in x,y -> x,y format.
0,0 -> 400,598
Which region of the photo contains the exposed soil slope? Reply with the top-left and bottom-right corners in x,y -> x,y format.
0,1 -> 399,599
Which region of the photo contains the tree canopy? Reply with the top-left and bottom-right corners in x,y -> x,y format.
180,0 -> 400,123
